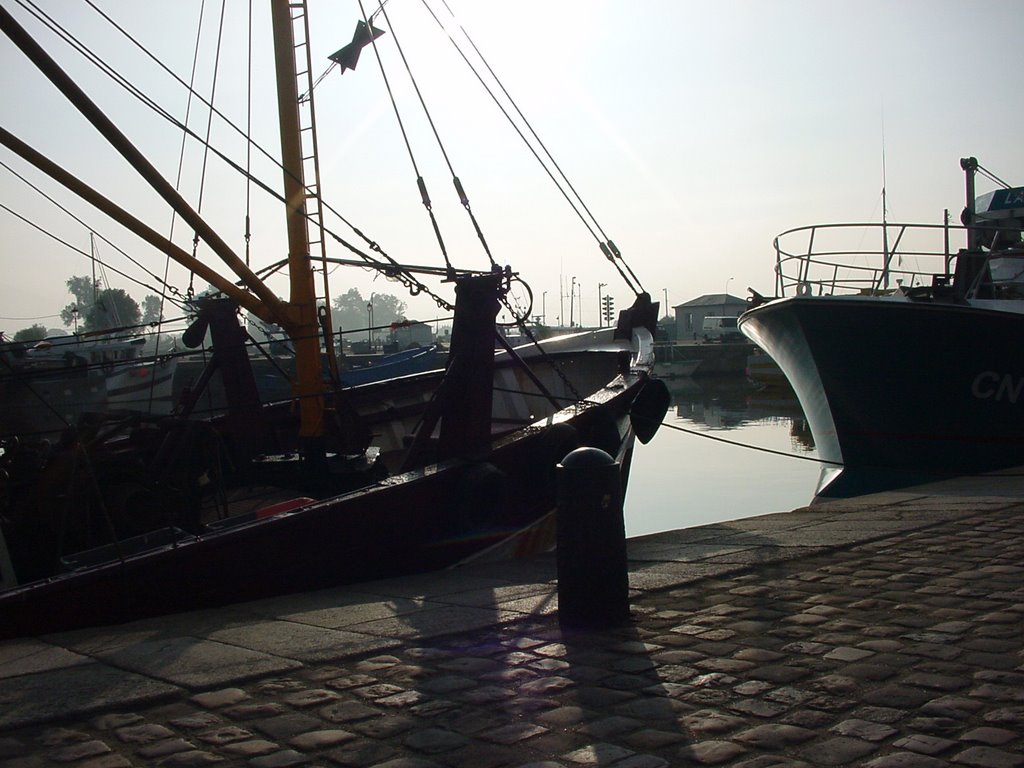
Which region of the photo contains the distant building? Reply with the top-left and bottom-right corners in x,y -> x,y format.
389,320 -> 433,349
674,293 -> 747,341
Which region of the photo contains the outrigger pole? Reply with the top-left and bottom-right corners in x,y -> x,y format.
0,2 -> 330,456
0,126 -> 273,322
0,4 -> 287,324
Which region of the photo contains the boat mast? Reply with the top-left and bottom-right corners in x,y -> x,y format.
270,0 -> 326,458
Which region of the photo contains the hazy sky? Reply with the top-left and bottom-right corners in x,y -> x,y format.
2,0 -> 1023,336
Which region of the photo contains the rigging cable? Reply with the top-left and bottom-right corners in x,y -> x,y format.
423,0 -> 645,296
0,161 -> 187,309
189,0 -> 228,270
358,0 -> 454,277
632,412 -> 841,466
22,0 -> 444,310
976,163 -> 1010,190
299,0 -> 390,102
244,0 -> 253,267
374,0 -> 497,271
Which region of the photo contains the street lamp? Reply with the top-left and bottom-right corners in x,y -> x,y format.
569,276 -> 576,327
597,283 -> 606,328
542,291 -> 547,325
366,295 -> 374,352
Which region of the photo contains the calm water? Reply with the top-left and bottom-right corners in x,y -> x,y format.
623,375 -> 822,539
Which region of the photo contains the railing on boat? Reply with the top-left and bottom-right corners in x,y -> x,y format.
772,221 -> 965,297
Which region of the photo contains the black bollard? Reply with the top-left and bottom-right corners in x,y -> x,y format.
556,446 -> 630,630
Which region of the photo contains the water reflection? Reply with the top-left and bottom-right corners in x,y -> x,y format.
667,375 -> 814,453
624,374 -> 821,538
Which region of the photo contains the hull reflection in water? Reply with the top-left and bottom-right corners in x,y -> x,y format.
624,374 -> 819,538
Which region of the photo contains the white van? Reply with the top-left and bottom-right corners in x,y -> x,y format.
701,315 -> 742,341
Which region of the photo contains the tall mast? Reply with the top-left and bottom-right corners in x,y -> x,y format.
270,0 -> 326,455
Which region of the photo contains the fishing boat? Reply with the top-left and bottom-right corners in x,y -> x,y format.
739,156 -> 1024,497
0,330 -> 178,439
0,1 -> 668,637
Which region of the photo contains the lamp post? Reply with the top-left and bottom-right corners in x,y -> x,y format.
597,283 -> 606,328
542,291 -> 547,325
367,294 -> 374,352
569,276 -> 576,327
559,276 -> 565,329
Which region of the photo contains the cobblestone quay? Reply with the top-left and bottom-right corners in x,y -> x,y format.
1,477 -> 1023,767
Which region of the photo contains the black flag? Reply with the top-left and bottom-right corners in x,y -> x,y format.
328,20 -> 385,73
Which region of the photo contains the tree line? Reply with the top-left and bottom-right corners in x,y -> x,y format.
5,277 -> 413,345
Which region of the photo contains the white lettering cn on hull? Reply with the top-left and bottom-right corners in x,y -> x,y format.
972,372 -> 1024,404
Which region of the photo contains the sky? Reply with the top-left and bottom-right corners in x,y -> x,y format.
1,0 -> 1023,337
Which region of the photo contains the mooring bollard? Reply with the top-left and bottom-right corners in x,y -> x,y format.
556,446 -> 629,630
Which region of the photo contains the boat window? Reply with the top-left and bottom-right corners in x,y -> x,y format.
987,256 -> 1024,297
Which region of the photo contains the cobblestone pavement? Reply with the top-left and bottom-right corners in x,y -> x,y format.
1,486 -> 1023,767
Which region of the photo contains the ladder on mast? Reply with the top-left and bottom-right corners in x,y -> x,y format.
288,0 -> 338,378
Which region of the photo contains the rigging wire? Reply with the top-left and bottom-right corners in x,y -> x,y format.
0,165 -> 188,313
358,0 -> 454,277
26,0 -> 450,309
976,163 -> 1010,190
374,0 -> 497,271
422,0 -> 644,296
244,0 -> 253,268
629,410 -> 840,466
189,0 -> 228,265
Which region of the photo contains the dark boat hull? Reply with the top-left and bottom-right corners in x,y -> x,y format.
739,296 -> 1024,495
0,371 -> 658,639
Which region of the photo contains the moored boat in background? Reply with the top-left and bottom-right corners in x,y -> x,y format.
739,156 -> 1024,497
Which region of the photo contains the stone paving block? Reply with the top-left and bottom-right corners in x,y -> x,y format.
830,718 -> 898,742
951,745 -> 1024,768
350,605 -> 523,641
220,739 -> 280,757
863,753 -> 949,767
49,739 -> 111,763
0,662 -> 179,730
563,741 -> 636,765
677,739 -> 746,765
403,727 -> 467,754
801,735 -> 877,765
252,712 -> 322,740
0,640 -> 92,679
94,637 -> 301,688
248,749 -> 309,768
892,733 -> 958,755
136,737 -> 196,758
959,726 -> 1017,746
325,739 -> 399,765
207,621 -> 400,663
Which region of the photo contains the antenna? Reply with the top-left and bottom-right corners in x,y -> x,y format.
881,110 -> 891,288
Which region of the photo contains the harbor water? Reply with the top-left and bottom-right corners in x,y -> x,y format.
624,374 -> 821,538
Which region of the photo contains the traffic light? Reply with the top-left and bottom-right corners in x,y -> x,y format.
602,295 -> 614,325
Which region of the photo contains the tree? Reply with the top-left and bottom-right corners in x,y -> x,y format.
331,288 -> 407,339
141,295 -> 163,324
60,275 -> 100,328
12,324 -> 47,343
84,288 -> 141,332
